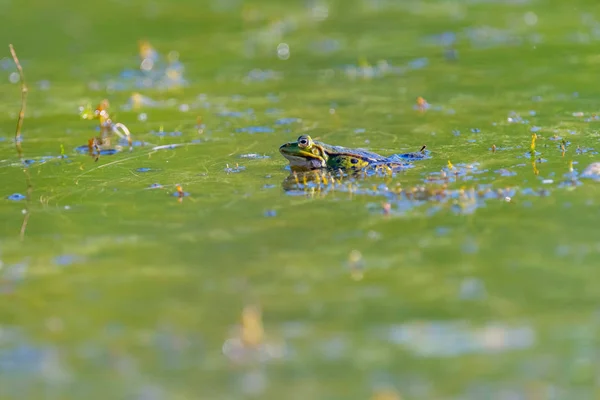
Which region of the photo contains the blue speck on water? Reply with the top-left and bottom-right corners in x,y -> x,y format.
236,126 -> 274,133
435,227 -> 451,236
530,126 -> 541,132
461,238 -> 479,254
7,193 -> 26,201
467,139 -> 477,143
216,111 -> 244,118
148,183 -> 163,189
275,118 -> 301,125
120,69 -> 137,79
440,31 -> 456,45
264,210 -> 277,217
74,145 -> 120,155
74,145 -> 89,153
54,254 -> 83,266
495,169 -> 517,177
529,110 -> 537,116
263,184 -> 276,189
452,130 -> 461,136
354,128 -> 366,133
0,137 -> 5,142
173,191 -> 190,197
23,159 -> 36,166
555,245 -> 570,257
471,128 -> 480,133
136,168 -> 152,172
408,57 -> 429,69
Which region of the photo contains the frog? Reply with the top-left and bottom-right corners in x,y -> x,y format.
279,134 -> 429,173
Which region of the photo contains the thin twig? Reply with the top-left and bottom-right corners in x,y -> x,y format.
19,168 -> 33,241
9,44 -> 28,160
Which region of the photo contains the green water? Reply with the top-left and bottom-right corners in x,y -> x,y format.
2,0 -> 600,398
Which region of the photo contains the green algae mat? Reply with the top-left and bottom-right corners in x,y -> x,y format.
2,0 -> 600,399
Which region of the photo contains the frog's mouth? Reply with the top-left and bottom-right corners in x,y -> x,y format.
279,145 -> 326,170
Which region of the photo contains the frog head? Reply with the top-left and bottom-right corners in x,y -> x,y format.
279,135 -> 328,171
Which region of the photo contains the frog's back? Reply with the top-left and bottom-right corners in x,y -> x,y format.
320,143 -> 389,162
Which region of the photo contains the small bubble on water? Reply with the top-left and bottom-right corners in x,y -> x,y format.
240,370 -> 267,396
367,231 -> 381,240
38,80 -> 51,90
168,50 -> 180,62
556,245 -> 570,256
46,317 -> 64,333
140,58 -> 154,71
264,210 -> 277,217
138,113 -> 148,122
310,3 -> 329,21
9,72 -> 19,83
277,43 -> 290,60
524,11 -> 538,26
459,277 -> 487,300
462,238 -> 479,254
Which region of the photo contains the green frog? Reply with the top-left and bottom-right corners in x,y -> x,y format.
279,134 -> 429,173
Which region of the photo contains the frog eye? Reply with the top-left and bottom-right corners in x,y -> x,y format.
298,137 -> 310,148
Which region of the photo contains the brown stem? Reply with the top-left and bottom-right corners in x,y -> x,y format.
9,44 -> 28,160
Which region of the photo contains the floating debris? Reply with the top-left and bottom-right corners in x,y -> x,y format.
74,145 -> 120,156
151,143 -> 191,151
347,250 -> 364,281
378,320 -> 535,357
239,153 -> 270,159
90,41 -> 187,92
370,389 -> 402,400
415,96 -> 429,112
79,99 -> 133,159
580,162 -> 600,181
120,93 -> 163,111
243,69 -> 283,83
222,304 -> 286,365
225,164 -> 246,173
150,129 -> 182,137
173,185 -> 189,198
